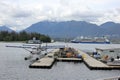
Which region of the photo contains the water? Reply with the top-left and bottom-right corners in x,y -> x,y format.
0,42 -> 120,80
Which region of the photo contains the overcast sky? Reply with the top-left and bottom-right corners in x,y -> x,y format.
0,0 -> 120,31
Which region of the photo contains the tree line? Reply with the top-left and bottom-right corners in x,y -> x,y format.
0,31 -> 51,42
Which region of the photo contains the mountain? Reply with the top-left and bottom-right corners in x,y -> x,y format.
100,22 -> 120,35
24,21 -> 120,38
0,26 -> 13,32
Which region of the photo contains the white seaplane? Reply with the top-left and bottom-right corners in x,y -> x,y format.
6,43 -> 65,61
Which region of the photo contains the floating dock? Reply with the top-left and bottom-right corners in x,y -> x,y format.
57,58 -> 82,62
29,49 -> 59,69
45,49 -> 59,58
29,48 -> 120,70
78,50 -> 120,70
29,48 -> 83,69
29,57 -> 55,68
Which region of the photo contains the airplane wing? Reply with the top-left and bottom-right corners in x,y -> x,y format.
22,44 -> 40,46
6,44 -> 65,54
6,45 -> 35,53
6,45 -> 32,48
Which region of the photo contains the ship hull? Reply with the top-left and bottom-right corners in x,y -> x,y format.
71,41 -> 110,44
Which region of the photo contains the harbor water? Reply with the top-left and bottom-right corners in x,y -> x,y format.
0,42 -> 120,80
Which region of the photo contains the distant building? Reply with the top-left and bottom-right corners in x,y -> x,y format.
51,39 -> 54,43
28,37 -> 41,44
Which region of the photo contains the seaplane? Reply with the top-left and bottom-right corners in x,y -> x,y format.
6,42 -> 65,61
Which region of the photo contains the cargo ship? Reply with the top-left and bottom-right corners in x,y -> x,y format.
71,36 -> 110,44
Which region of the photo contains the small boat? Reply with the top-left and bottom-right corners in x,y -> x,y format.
71,36 -> 110,44
95,47 -> 120,66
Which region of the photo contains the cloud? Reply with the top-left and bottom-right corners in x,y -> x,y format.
12,10 -> 32,18
0,0 -> 120,31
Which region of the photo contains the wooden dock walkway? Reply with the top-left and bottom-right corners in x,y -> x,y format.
29,57 -> 55,68
45,49 -> 59,58
78,50 -> 120,70
29,49 -> 59,69
57,58 -> 82,62
29,48 -> 120,70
